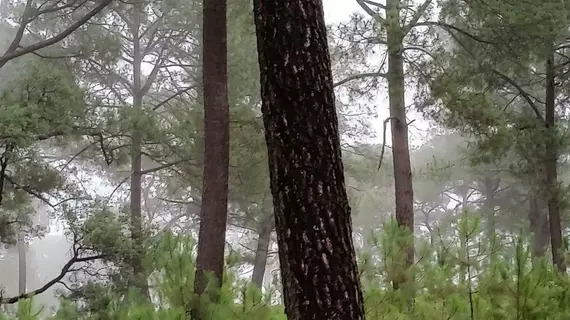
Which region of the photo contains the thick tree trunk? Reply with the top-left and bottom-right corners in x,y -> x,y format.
252,215 -> 274,288
386,0 -> 414,291
544,52 -> 564,272
253,1 -> 366,319
193,0 -> 230,304
129,4 -> 149,300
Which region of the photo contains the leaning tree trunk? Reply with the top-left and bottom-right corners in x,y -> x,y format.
253,1 -> 366,319
386,0 -> 414,291
193,0 -> 230,310
544,51 -> 564,272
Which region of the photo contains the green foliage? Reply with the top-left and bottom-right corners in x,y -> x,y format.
0,61 -> 85,146
6,221 -> 570,319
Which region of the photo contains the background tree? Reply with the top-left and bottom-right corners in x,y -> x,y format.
193,0 -> 230,315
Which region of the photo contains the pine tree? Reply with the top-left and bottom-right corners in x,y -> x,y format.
253,0 -> 366,318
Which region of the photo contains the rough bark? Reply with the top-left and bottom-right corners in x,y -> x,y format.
386,0 -> 414,290
193,0 -> 230,302
544,52 -> 564,272
252,215 -> 274,288
253,1 -> 366,319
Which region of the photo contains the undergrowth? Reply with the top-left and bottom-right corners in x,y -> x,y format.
2,217 -> 570,319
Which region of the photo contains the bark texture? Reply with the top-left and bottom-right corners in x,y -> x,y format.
544,53 -> 564,271
386,0 -> 414,289
193,0 -> 230,301
253,1 -> 366,319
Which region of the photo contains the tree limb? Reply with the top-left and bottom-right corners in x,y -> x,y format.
333,72 -> 387,88
355,0 -> 385,22
0,0 -> 113,68
1,253 -> 104,304
412,21 -> 495,45
378,116 -> 399,170
403,0 -> 433,34
140,158 -> 194,175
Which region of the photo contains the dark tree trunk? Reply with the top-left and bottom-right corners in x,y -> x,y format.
544,52 -> 564,272
386,0 -> 414,290
528,189 -> 549,260
252,216 -> 274,288
193,0 -> 230,304
253,1 -> 366,319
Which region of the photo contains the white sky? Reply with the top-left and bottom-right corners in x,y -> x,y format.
323,0 -> 429,147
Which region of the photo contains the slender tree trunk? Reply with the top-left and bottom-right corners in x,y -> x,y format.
193,0 -> 230,307
482,176 -> 498,264
482,177 -> 497,239
17,233 -> 26,295
528,188 -> 549,261
252,216 -> 274,288
544,52 -> 564,272
459,192 -> 468,285
253,1 -> 366,319
129,4 -> 149,299
386,0 -> 414,291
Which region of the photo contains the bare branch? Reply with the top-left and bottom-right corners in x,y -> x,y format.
378,116 -> 398,170
412,21 -> 495,45
151,86 -> 195,111
140,158 -> 194,175
355,0 -> 385,22
403,0 -> 433,34
1,253 -> 104,304
333,72 -> 387,88
19,45 -> 84,59
5,0 -> 34,55
3,175 -> 57,208
362,0 -> 386,10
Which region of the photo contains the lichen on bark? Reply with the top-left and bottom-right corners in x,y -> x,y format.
253,0 -> 366,319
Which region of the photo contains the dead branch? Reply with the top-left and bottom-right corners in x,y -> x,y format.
0,252 -> 104,304
378,116 -> 399,170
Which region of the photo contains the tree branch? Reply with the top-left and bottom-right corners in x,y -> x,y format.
151,86 -> 195,111
403,0 -> 433,35
333,72 -> 387,88
0,0 -> 113,68
378,116 -> 399,170
355,0 -> 385,22
140,158 -> 194,175
1,253 -> 104,304
412,21 -> 495,45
